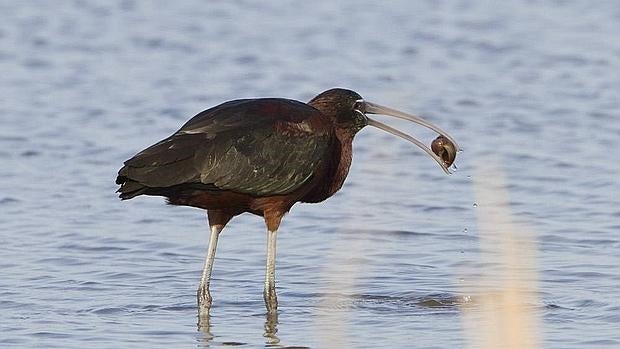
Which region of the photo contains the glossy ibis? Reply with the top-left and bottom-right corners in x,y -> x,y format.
116,88 -> 459,314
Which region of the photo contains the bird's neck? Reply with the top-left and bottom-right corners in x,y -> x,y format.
302,128 -> 354,203
330,129 -> 355,195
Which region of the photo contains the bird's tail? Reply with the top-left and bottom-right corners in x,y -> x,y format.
115,174 -> 148,200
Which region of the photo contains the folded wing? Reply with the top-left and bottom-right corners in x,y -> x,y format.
116,99 -> 331,199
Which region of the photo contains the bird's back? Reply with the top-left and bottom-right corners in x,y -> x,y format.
116,98 -> 334,207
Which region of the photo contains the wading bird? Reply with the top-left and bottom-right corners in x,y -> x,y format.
116,88 -> 458,315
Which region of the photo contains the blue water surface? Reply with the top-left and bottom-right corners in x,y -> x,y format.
1,1 -> 619,348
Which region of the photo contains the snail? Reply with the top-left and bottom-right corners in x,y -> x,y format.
431,135 -> 457,168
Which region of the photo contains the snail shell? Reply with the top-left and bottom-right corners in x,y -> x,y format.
431,135 -> 457,168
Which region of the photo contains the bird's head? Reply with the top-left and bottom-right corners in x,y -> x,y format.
308,88 -> 367,131
308,88 -> 460,174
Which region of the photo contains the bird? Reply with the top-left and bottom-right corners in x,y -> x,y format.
115,88 -> 459,315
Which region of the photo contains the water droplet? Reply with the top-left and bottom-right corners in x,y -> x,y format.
467,175 -> 472,179
463,228 -> 468,233
473,202 -> 478,208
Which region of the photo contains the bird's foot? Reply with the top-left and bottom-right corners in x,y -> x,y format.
197,285 -> 213,315
263,288 -> 278,314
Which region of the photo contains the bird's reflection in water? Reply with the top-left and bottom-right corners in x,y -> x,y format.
263,311 -> 280,346
197,312 -> 213,344
196,310 -> 281,347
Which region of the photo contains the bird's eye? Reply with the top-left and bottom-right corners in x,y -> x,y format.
353,100 -> 366,113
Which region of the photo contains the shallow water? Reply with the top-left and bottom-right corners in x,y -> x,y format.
1,1 -> 619,348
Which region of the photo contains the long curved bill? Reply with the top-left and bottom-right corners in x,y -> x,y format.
364,101 -> 460,174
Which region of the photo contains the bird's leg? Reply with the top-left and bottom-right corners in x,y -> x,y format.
263,210 -> 283,313
264,228 -> 278,313
197,210 -> 233,318
197,224 -> 222,315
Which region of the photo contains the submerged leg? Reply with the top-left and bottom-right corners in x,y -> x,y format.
197,224 -> 222,314
197,210 -> 233,315
263,307 -> 279,344
263,228 -> 278,313
263,211 -> 283,313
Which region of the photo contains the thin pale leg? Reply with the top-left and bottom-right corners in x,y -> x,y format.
197,224 -> 222,314
263,229 -> 278,313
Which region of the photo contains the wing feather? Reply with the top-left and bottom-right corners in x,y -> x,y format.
117,99 -> 331,197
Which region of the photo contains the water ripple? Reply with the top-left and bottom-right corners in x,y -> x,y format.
1,1 -> 619,348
